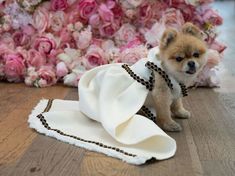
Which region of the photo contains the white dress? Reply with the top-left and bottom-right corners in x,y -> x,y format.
29,47 -> 181,165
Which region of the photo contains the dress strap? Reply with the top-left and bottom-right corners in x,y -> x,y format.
122,64 -> 155,91
145,61 -> 188,97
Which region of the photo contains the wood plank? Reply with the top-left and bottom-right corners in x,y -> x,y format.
0,83 -> 70,166
5,136 -> 85,176
185,89 -> 235,161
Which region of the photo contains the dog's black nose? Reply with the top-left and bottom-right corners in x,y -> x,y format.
188,61 -> 195,68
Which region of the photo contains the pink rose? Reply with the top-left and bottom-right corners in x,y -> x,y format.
0,33 -> 15,50
202,8 -> 223,26
119,45 -> 148,64
51,0 -> 68,11
22,25 -> 36,36
60,27 -> 73,43
99,23 -> 117,37
138,3 -> 155,25
152,1 -> 168,20
174,3 -> 195,22
33,8 -> 49,33
85,45 -> 107,69
112,3 -> 123,21
4,53 -> 25,82
12,31 -> 31,47
26,49 -> 46,69
162,8 -> 185,29
78,0 -> 98,20
33,36 -> 56,55
167,0 -> 185,6
0,43 -> 12,56
98,3 -> 114,22
37,66 -> 57,87
119,39 -> 142,52
89,14 -> 101,28
56,62 -> 68,78
73,27 -> 92,50
114,24 -> 138,46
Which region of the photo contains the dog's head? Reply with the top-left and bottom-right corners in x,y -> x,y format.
159,22 -> 207,84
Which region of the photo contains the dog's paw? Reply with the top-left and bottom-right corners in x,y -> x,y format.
174,109 -> 191,119
162,120 -> 182,132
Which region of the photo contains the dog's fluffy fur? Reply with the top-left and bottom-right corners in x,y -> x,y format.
152,23 -> 207,132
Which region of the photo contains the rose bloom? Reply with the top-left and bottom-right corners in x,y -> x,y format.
78,0 -> 98,20
85,45 -> 108,69
202,8 -> 223,26
73,27 -> 92,50
56,61 -> 68,78
119,45 -> 148,64
3,53 -> 25,82
51,0 -> 68,11
12,31 -> 31,47
174,3 -> 195,22
111,2 -> 123,23
89,14 -> 101,28
0,33 -> 15,50
114,23 -> 138,46
22,25 -> 36,36
138,3 -> 155,26
119,38 -> 142,52
98,3 -> 114,22
49,11 -> 65,32
99,23 -> 117,37
33,36 -> 56,55
37,66 -> 57,87
152,1 -> 168,20
33,7 -> 49,33
26,49 -> 46,69
162,8 -> 185,29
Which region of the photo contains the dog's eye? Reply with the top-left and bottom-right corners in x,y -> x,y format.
193,52 -> 200,58
175,56 -> 184,62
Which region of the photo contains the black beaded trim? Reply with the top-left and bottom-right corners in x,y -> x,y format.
179,83 -> 188,97
139,106 -> 156,123
145,61 -> 188,97
145,61 -> 173,90
37,99 -> 137,157
122,64 -> 155,91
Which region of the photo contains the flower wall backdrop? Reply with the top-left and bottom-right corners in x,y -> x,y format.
0,0 -> 226,87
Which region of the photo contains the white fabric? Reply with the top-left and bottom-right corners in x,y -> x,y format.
28,47 -> 177,165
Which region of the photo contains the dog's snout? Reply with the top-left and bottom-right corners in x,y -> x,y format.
188,61 -> 195,68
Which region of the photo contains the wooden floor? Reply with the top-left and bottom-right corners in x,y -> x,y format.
1,1 -> 235,176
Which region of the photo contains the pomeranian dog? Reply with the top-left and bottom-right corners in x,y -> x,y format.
152,22 -> 207,132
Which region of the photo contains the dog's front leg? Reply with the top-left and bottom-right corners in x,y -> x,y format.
151,80 -> 182,132
171,98 -> 191,119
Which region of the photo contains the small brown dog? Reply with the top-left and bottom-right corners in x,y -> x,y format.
152,23 -> 207,132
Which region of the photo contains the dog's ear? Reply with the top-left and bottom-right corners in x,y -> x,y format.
182,22 -> 203,39
160,28 -> 178,50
